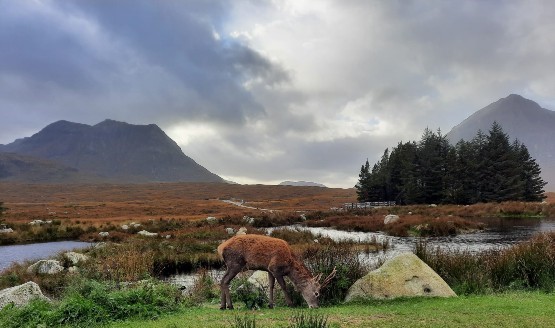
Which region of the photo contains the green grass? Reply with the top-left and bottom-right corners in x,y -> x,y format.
108,291 -> 555,328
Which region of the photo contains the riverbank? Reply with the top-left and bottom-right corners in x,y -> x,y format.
107,291 -> 555,328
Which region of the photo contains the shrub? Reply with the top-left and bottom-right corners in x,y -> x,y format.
231,275 -> 268,310
0,279 -> 183,328
187,268 -> 219,304
301,244 -> 368,305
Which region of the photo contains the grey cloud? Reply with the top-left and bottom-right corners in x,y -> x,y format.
0,0 -> 289,139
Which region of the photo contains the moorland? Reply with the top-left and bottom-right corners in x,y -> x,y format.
1,183 -> 555,327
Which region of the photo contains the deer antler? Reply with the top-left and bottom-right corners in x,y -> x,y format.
320,267 -> 337,289
313,273 -> 323,282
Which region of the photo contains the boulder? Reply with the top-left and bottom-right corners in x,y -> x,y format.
98,231 -> 109,237
121,224 -> 129,230
345,252 -> 456,301
27,260 -> 64,275
225,227 -> 235,235
248,270 -> 269,289
236,227 -> 247,235
205,216 -> 218,224
384,214 -> 400,225
0,282 -> 51,309
0,228 -> 14,234
64,252 -> 90,265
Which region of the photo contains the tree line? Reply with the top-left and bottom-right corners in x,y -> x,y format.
356,122 -> 546,204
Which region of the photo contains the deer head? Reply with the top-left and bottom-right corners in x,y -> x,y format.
299,267 -> 337,308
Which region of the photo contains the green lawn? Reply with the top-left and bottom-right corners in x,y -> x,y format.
109,292 -> 555,328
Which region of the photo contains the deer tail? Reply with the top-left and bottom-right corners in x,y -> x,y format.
217,242 -> 226,260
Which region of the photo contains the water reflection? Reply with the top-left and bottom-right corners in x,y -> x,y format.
169,217 -> 555,290
0,241 -> 92,272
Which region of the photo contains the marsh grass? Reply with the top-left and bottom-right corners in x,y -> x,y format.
81,242 -> 156,282
416,232 -> 555,294
187,268 -> 219,304
288,311 -> 330,328
301,244 -> 368,306
232,314 -> 257,328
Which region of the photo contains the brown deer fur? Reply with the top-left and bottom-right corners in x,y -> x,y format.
217,234 -> 330,309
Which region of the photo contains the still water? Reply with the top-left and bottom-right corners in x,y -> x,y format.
169,217 -> 555,290
0,241 -> 92,272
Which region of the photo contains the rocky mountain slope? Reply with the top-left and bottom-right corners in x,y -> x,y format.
0,120 -> 223,183
446,94 -> 555,190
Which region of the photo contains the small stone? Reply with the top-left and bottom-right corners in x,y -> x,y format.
137,230 -> 158,237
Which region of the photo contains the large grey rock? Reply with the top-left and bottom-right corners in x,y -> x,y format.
236,227 -> 247,235
384,214 -> 400,225
64,252 -> 90,265
0,282 -> 51,309
27,260 -> 64,275
345,253 -> 456,301
248,270 -> 269,289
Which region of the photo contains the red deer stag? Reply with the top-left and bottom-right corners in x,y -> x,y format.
217,234 -> 336,309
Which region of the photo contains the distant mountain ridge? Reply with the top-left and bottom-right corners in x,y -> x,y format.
0,119 -> 223,183
446,94 -> 555,190
279,181 -> 327,188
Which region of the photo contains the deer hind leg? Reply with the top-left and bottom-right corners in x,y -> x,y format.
268,272 -> 276,309
220,262 -> 243,310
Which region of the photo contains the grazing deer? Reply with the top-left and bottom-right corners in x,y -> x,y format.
217,234 -> 336,309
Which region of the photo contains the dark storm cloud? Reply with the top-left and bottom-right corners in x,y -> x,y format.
0,0 -> 288,142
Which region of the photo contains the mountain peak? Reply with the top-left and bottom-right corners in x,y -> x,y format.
0,119 -> 223,183
492,94 -> 542,112
446,94 -> 555,190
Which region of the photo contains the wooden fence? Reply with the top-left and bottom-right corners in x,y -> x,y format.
343,201 -> 396,210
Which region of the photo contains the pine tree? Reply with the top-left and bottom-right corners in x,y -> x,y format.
388,141 -> 418,204
356,122 -> 546,205
356,160 -> 371,202
514,140 -> 547,201
417,128 -> 451,204
482,122 -> 522,202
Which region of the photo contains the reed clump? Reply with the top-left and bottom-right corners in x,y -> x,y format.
416,232 -> 555,294
301,244 -> 369,306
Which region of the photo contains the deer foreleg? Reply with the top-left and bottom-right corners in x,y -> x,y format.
274,274 -> 294,307
268,272 -> 276,309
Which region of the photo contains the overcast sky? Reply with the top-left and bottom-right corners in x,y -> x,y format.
2,0 -> 555,187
